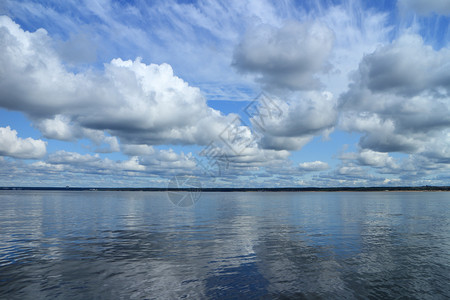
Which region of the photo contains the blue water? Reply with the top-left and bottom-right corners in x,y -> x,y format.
0,191 -> 449,299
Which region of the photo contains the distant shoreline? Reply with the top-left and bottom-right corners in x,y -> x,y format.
1,186 -> 449,192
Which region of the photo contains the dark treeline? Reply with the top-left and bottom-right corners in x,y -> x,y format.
1,186 -> 449,192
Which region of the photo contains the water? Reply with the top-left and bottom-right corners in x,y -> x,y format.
0,191 -> 449,299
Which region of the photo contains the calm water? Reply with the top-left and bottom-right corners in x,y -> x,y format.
0,191 -> 449,299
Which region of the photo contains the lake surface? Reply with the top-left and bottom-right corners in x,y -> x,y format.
0,191 -> 449,299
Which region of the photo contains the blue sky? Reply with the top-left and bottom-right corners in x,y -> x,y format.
0,0 -> 449,187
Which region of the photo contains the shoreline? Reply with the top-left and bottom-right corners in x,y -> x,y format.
1,186 -> 449,192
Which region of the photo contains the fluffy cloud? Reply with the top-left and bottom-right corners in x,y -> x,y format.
398,0 -> 450,15
339,149 -> 400,176
340,34 -> 450,156
233,21 -> 334,91
353,149 -> 398,169
339,112 -> 419,153
348,35 -> 450,97
0,16 -> 237,148
35,115 -> 76,141
253,92 -> 337,150
0,126 -> 46,159
298,161 -> 329,172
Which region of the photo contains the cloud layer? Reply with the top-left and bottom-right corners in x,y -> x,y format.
1,0 -> 449,187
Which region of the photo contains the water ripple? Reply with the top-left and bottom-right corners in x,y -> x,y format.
0,191 -> 449,299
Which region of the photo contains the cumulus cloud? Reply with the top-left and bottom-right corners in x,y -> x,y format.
353,149 -> 398,169
35,115 -> 76,141
398,0 -> 450,15
0,16 -> 237,148
0,126 -> 46,159
339,148 -> 400,176
253,91 -> 337,150
340,34 -> 450,156
339,112 -> 419,153
298,161 -> 329,172
347,35 -> 450,97
232,21 -> 334,91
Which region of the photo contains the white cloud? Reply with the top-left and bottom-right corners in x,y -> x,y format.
349,35 -> 450,97
298,161 -> 329,172
340,149 -> 400,173
0,126 -> 46,159
233,21 -> 334,91
340,34 -> 450,156
355,149 -> 398,169
398,0 -> 450,15
254,91 -> 337,150
0,16 -> 240,149
35,115 -> 76,141
339,112 -> 419,153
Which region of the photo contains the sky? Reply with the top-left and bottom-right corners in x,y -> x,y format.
0,0 -> 449,187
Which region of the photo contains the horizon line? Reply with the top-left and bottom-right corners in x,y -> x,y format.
1,186 -> 449,192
